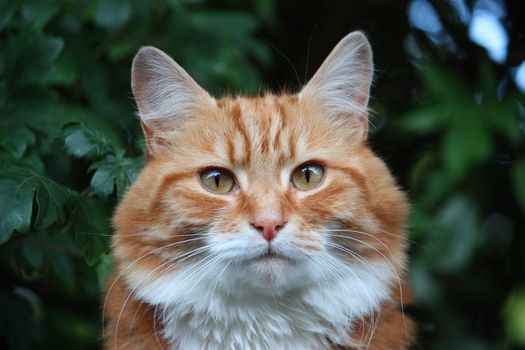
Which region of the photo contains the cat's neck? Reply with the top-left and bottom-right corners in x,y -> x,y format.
152,260 -> 394,350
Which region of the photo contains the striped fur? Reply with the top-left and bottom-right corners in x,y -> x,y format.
104,32 -> 415,349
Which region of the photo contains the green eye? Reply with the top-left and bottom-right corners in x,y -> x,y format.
291,163 -> 325,190
200,168 -> 235,194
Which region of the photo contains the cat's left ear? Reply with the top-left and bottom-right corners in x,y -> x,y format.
300,31 -> 373,141
131,46 -> 215,156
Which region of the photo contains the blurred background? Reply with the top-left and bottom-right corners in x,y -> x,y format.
0,0 -> 524,349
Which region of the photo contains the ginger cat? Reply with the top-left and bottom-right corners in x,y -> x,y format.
104,31 -> 415,350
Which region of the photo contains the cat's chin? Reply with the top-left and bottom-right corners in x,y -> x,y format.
246,251 -> 296,277
249,254 -> 292,276
227,255 -> 314,295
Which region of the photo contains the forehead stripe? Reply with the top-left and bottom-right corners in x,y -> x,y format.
229,102 -> 252,166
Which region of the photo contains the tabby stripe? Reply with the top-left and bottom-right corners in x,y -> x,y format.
229,103 -> 251,166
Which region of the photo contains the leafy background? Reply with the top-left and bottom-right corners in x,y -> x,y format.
0,0 -> 524,349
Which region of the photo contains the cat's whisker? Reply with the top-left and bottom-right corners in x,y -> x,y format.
328,227 -> 420,247
301,253 -> 331,291
159,253 -> 228,328
324,235 -> 408,346
324,233 -> 402,289
338,253 -> 382,349
180,254 -> 224,295
312,254 -> 356,321
113,245 -> 211,349
264,38 -> 302,88
103,234 -> 210,340
209,259 -> 232,309
302,252 -> 368,344
315,252 -> 371,347
126,299 -> 144,339
325,231 -> 409,335
326,228 -> 410,341
160,252 -> 222,312
319,250 -> 379,347
115,248 -> 211,349
326,229 -> 398,257
153,304 -> 164,349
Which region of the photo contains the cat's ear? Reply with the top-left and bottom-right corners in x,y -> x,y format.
131,46 -> 215,156
300,31 -> 373,141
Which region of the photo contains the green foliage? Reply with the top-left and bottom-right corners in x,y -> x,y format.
504,288 -> 525,345
397,48 -> 525,349
0,0 -> 272,348
1,0 -> 524,349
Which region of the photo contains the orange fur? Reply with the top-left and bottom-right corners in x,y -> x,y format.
104,32 -> 415,349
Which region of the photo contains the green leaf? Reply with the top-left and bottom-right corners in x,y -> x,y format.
90,166 -> 115,198
89,154 -> 142,198
74,197 -> 110,265
0,179 -> 35,244
63,124 -> 115,158
0,160 -> 74,236
64,129 -> 96,158
59,106 -> 125,149
33,176 -> 73,230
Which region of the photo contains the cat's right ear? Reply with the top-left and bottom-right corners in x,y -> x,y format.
299,31 -> 373,142
131,47 -> 215,156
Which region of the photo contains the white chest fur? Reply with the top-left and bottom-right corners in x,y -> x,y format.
130,258 -> 395,350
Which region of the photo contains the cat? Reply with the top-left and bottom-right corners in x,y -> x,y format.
103,31 -> 415,350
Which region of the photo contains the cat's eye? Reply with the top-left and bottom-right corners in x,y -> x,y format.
291,163 -> 325,191
200,168 -> 236,194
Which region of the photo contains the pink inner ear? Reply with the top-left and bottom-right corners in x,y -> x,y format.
141,120 -> 166,157
348,115 -> 369,142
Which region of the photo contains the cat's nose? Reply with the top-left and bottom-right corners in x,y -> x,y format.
250,220 -> 286,242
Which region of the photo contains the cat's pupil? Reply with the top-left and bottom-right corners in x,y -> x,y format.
214,174 -> 220,187
304,168 -> 311,183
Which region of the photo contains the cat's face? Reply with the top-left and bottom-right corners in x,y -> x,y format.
112,32 -> 408,302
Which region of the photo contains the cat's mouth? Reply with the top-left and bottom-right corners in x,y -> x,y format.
252,249 -> 292,263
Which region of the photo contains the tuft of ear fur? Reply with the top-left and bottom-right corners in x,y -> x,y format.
131,46 -> 215,155
300,31 -> 373,141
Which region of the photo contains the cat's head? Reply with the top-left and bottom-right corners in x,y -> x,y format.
113,32 -> 408,302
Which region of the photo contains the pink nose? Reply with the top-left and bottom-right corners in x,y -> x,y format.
251,220 -> 286,241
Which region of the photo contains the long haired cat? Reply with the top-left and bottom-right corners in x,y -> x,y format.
103,31 -> 415,349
